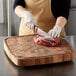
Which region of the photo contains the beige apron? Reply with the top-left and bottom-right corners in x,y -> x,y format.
19,0 -> 66,36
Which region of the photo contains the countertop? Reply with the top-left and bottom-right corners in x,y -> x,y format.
0,36 -> 76,76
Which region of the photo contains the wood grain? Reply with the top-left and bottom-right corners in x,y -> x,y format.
3,35 -> 74,66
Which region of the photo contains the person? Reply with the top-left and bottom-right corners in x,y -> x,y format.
13,0 -> 71,40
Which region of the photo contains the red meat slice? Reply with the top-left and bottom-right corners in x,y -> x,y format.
34,35 -> 60,47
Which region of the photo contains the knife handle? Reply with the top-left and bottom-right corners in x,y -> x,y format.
34,25 -> 38,33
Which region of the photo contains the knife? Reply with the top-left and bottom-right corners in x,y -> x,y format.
34,25 -> 54,40
34,25 -> 47,36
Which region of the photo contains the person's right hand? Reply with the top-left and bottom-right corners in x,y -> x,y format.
22,11 -> 36,29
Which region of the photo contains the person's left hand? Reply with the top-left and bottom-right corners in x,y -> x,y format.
48,25 -> 62,39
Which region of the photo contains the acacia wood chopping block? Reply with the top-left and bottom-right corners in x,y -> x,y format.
3,35 -> 74,66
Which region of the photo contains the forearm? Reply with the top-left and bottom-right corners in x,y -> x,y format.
15,6 -> 27,18
55,16 -> 67,28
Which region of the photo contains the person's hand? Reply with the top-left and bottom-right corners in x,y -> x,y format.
48,25 -> 62,39
22,11 -> 36,29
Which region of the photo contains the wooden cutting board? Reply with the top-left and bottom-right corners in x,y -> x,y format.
3,35 -> 74,66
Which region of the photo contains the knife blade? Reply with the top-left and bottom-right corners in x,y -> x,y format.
34,25 -> 47,36
37,28 -> 54,41
34,25 -> 54,41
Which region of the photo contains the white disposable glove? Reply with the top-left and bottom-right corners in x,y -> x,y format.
48,25 -> 62,39
22,11 -> 36,29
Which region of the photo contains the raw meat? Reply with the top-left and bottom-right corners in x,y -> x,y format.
34,35 -> 60,46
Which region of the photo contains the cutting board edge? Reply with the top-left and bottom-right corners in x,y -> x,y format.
3,39 -> 19,66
